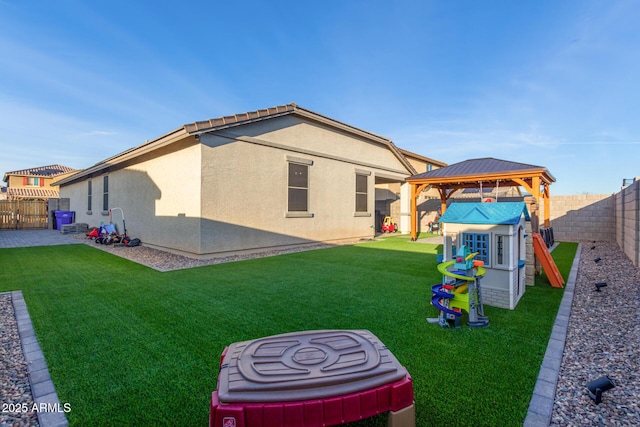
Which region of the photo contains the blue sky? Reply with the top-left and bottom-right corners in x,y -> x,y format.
1,0 -> 639,195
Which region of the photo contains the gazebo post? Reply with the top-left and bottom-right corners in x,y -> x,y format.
543,184 -> 551,227
410,183 -> 418,241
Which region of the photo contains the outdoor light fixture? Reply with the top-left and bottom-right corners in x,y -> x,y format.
594,282 -> 607,292
594,257 -> 602,263
586,376 -> 615,404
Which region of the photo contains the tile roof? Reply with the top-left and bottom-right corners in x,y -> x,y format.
184,104 -> 297,134
56,103 -> 424,185
3,164 -> 78,180
6,187 -> 60,199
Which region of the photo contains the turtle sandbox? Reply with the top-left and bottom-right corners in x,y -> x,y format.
210,330 -> 414,427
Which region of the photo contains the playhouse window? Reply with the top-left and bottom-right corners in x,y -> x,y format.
462,232 -> 489,264
496,234 -> 510,267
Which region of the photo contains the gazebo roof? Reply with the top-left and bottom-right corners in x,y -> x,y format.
407,157 -> 555,240
407,157 -> 555,186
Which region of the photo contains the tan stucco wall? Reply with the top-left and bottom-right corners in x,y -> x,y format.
61,138 -> 203,254
198,118 -> 409,255
61,116 -> 413,257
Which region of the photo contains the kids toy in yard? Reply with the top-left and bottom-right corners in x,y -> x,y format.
95,208 -> 141,247
428,245 -> 490,328
94,222 -> 116,244
210,330 -> 415,427
381,216 -> 398,233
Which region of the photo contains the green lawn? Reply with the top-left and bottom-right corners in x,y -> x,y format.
0,238 -> 577,426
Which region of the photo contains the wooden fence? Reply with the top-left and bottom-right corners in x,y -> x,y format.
0,200 -> 49,230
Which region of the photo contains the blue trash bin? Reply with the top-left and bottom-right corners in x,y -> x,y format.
55,210 -> 75,231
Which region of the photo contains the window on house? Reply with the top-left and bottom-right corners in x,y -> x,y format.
25,177 -> 41,186
496,234 -> 509,267
87,180 -> 92,211
462,232 -> 489,265
288,163 -> 308,212
102,175 -> 109,211
355,173 -> 368,212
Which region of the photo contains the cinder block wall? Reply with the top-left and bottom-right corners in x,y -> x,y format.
548,194 -> 615,242
615,180 -> 640,266
543,183 -> 640,267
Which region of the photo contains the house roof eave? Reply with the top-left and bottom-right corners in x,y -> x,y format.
54,127 -> 190,186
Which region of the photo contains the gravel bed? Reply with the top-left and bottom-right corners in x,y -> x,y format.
0,294 -> 38,427
551,241 -> 640,426
68,234 -> 335,271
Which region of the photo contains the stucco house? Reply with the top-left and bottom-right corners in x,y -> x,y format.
56,103 -> 442,258
2,164 -> 78,200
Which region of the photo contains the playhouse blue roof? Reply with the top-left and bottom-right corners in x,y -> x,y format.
439,202 -> 530,225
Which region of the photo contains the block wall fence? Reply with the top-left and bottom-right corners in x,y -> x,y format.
545,179 -> 640,267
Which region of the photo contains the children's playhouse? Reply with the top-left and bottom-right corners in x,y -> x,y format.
438,202 -> 531,310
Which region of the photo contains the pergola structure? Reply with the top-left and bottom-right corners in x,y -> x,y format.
406,158 -> 556,240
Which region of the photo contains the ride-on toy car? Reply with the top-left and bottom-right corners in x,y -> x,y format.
381,216 -> 398,233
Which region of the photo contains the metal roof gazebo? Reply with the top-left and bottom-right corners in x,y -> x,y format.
406,158 -> 556,240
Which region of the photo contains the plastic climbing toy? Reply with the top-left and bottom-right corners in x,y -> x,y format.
428,245 -> 490,328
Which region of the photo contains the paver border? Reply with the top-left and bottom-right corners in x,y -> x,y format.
523,242 -> 582,427
11,290 -> 69,427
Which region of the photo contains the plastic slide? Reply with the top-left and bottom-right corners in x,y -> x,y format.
430,284 -> 461,317
532,232 -> 564,288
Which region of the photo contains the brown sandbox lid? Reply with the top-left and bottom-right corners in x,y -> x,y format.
217,329 -> 407,403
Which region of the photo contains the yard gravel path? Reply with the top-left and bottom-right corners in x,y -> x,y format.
0,293 -> 39,427
68,234 -> 336,271
1,234 -> 639,426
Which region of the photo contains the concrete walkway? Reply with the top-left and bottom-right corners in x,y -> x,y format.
0,229 -> 81,248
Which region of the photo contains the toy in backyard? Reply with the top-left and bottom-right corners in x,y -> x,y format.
94,222 -> 116,244
95,208 -> 141,247
210,330 -> 415,427
381,216 -> 398,233
428,207 -> 442,234
428,245 -> 489,328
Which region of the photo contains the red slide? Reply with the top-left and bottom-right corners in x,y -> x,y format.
532,232 -> 565,288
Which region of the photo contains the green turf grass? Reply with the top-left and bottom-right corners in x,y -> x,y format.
0,239 -> 577,426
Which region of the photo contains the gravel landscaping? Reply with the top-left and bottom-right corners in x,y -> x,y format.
0,293 -> 38,427
551,241 -> 640,426
69,233 -> 336,271
1,236 -> 639,426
